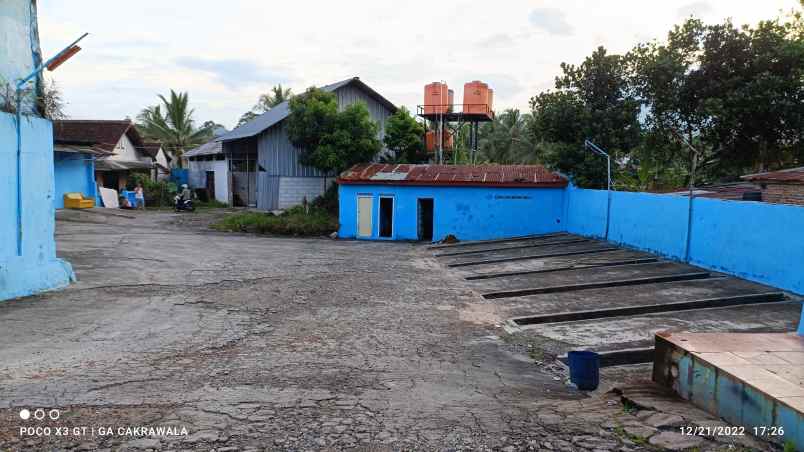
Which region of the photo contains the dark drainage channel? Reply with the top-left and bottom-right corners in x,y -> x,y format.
466,257 -> 658,281
559,347 -> 656,368
509,292 -> 787,326
435,238 -> 589,258
482,272 -> 713,299
428,233 -> 569,250
449,247 -> 620,268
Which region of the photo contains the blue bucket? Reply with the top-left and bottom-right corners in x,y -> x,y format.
568,350 -> 600,390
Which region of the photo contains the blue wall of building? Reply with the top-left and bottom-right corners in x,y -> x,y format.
0,112 -> 74,301
339,184 -> 566,242
54,152 -> 96,209
565,186 -> 804,296
0,1 -> 43,115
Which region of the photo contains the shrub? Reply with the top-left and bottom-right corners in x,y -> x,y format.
212,206 -> 337,236
311,183 -> 339,216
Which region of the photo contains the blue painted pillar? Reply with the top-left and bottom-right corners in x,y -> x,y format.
798,305 -> 804,336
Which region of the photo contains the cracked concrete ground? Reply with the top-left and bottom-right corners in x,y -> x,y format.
0,210 -> 629,451
0,210 -> 783,451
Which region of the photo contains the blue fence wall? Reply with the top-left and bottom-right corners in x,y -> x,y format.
566,186 -> 804,296
54,152 -> 96,209
339,184 -> 566,241
0,112 -> 74,301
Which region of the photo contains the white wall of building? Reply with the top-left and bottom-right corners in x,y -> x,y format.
188,159 -> 229,204
277,177 -> 335,210
109,134 -> 147,162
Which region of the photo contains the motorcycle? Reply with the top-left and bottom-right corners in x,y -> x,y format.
174,196 -> 195,212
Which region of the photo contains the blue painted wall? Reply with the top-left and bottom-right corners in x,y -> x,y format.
0,1 -> 43,115
0,112 -> 74,301
54,152 -> 96,209
566,186 -> 804,296
338,184 -> 566,242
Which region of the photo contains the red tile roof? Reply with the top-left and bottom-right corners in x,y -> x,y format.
140,142 -> 163,159
338,164 -> 567,188
742,167 -> 804,183
53,120 -> 145,152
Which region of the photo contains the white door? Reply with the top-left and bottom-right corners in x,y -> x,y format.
357,196 -> 373,237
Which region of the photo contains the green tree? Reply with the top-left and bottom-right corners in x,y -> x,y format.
136,90 -> 212,167
629,16 -> 804,184
530,47 -> 641,188
286,87 -> 381,173
382,107 -> 425,163
237,84 -> 293,127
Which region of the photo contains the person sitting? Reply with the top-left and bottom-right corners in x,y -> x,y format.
119,196 -> 134,210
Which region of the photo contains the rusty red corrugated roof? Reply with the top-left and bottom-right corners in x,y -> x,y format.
742,167 -> 804,183
337,163 -> 567,188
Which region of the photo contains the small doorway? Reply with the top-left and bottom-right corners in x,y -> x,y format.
357,196 -> 373,238
379,196 -> 394,238
205,171 -> 215,201
417,198 -> 434,241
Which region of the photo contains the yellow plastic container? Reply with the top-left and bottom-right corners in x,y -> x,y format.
63,193 -> 95,209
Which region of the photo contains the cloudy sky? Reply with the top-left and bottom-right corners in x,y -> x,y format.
39,0 -> 798,130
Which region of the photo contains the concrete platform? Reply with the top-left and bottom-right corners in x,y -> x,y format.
654,332 -> 804,449
500,277 -> 783,318
518,302 -> 799,351
435,233 -> 800,367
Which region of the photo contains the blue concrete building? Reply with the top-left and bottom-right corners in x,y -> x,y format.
52,146 -> 100,209
338,164 -> 568,242
0,0 -> 74,301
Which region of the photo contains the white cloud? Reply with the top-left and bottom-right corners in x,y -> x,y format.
676,1 -> 714,19
528,8 -> 574,36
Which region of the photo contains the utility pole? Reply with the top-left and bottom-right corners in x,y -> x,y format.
584,140 -> 612,240
671,129 -> 700,263
15,32 -> 88,256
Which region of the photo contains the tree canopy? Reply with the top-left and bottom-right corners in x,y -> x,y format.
525,9 -> 803,189
286,87 -> 382,174
478,109 -> 536,164
382,107 -> 426,163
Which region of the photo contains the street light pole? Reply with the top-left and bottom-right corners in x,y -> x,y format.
14,32 -> 87,256
671,130 -> 700,263
584,140 -> 612,240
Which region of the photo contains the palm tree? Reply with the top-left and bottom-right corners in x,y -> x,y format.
255,84 -> 292,111
478,109 -> 537,164
137,90 -> 212,167
237,84 -> 293,127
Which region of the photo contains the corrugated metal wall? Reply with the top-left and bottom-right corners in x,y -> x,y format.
254,82 -> 395,210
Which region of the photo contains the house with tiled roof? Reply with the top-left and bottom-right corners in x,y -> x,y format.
53,120 -> 156,197
742,167 -> 804,206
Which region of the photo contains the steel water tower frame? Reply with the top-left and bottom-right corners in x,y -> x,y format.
417,81 -> 494,164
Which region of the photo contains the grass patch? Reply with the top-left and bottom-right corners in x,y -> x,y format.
212,206 -> 338,236
195,199 -> 229,209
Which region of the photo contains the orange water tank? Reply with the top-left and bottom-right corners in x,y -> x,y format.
425,130 -> 454,152
463,80 -> 491,116
424,82 -> 451,114
488,88 -> 494,115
